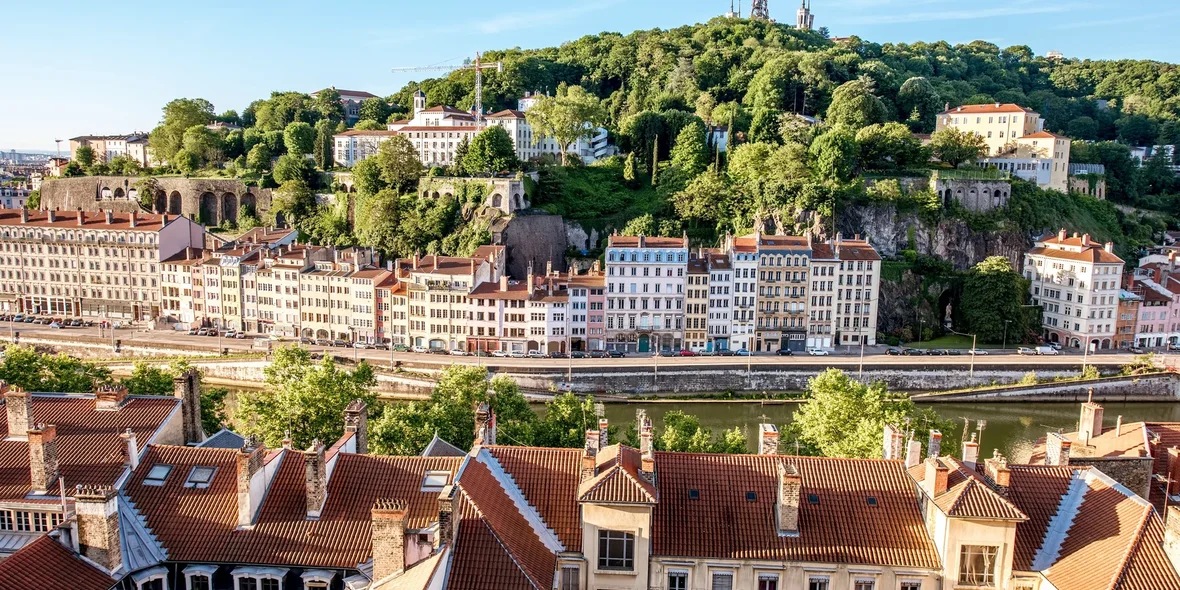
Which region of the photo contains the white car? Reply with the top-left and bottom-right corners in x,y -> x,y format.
411,345 -> 428,353
449,349 -> 469,356
509,350 -> 526,358
968,349 -> 989,355
1017,347 -> 1036,355
806,348 -> 829,356
526,350 -> 547,359
491,350 -> 509,358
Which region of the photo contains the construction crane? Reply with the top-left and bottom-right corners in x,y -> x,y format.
391,53 -> 504,127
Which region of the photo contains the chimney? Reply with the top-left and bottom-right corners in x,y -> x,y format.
1081,233 -> 1090,247
173,368 -> 205,444
882,424 -> 904,460
962,433 -> 980,468
639,414 -> 655,476
437,484 -> 456,548
546,260 -> 552,276
598,418 -> 609,448
922,458 -> 950,497
371,499 -> 408,581
474,402 -> 496,446
236,438 -> 265,527
343,399 -> 368,454
120,428 -> 139,471
104,209 -> 113,225
984,451 -> 1011,495
1045,432 -> 1073,466
905,438 -> 922,469
1116,415 -> 1123,437
759,423 -> 780,456
581,429 -> 601,481
74,485 -> 122,572
77,208 -> 85,226
282,431 -> 293,450
4,384 -> 31,438
527,262 -> 535,292
776,463 -> 801,535
304,440 -> 327,519
1058,228 -> 1067,241
500,274 -> 508,292
927,430 -> 942,458
130,211 -> 139,228
161,213 -> 168,225
28,424 -> 59,494
1105,241 -> 1114,253
1078,395 -> 1104,445
412,253 -> 420,270
19,206 -> 27,223
47,208 -> 55,223
94,383 -> 128,411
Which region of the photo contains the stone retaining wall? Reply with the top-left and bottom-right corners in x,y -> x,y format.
39,176 -> 273,226
912,373 -> 1178,402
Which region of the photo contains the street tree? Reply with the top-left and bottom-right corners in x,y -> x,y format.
524,86 -> 607,165
930,127 -> 988,168
961,256 -> 1031,344
0,345 -> 111,393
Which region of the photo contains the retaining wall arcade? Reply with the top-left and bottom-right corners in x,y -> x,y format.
39,176 -> 273,226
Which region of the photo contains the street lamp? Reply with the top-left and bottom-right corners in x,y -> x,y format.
1003,320 -> 1011,350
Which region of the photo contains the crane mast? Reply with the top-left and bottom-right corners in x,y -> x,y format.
391,52 -> 504,127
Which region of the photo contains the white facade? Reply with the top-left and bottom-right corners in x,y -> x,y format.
705,253 -> 733,350
728,240 -> 759,352
1025,229 -> 1125,350
604,235 -> 689,352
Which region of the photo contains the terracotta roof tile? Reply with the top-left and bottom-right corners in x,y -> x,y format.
485,447 -> 582,549
941,103 -> 1038,115
653,453 -> 941,568
578,445 -> 657,504
448,519 -> 536,590
607,235 -> 687,248
1006,465 -> 1080,570
0,209 -> 180,232
1028,245 -> 1124,264
0,534 -> 113,590
913,457 -> 1027,521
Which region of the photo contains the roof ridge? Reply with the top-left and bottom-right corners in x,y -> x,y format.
1032,470 -> 1090,570
473,518 -> 544,590
475,450 -> 564,552
1110,503 -> 1158,590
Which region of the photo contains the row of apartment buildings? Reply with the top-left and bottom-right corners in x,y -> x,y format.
0,207 -> 882,353
3,380 -> 1180,590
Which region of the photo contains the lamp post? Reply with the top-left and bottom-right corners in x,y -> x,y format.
350,326 -> 358,363
858,339 -> 865,380
1003,320 -> 1011,350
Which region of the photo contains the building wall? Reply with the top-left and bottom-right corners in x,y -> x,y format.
1025,242 -> 1123,349
39,177 -> 273,227
935,109 -> 1041,155
582,503 -> 652,590
605,243 -> 688,352
756,247 -> 810,353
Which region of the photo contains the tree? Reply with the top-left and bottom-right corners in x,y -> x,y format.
673,169 -> 729,223
201,387 -> 230,434
524,86 -> 607,165
75,145 -> 96,168
930,127 -> 987,168
270,179 -> 317,227
896,77 -> 942,133
25,190 -> 40,209
855,122 -> 927,170
358,98 -> 393,124
353,120 -> 385,131
148,98 -> 215,162
623,152 -> 639,187
620,213 -> 657,236
373,135 -> 425,194
134,178 -> 160,210
531,392 -> 599,448
452,137 -> 470,175
283,121 -> 315,155
355,189 -> 403,256
1117,114 -> 1159,146
789,369 -> 944,458
182,125 -> 224,165
826,77 -> 889,129
172,149 -> 199,175
1067,116 -> 1100,140
657,410 -> 747,453
961,256 -> 1032,344
246,143 -> 272,171
747,108 -> 783,144
464,126 -> 518,174
237,345 -> 376,449
313,119 -> 335,170
312,88 -> 346,123
273,153 -> 314,185
0,345 -> 111,393
352,157 -> 384,195
120,360 -> 191,396
670,120 -> 709,176
809,126 -> 859,182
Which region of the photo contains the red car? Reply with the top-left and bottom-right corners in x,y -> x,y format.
678,349 -> 698,357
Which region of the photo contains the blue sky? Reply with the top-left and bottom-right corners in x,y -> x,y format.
3,0 -> 1179,151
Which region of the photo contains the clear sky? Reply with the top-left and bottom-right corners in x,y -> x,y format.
3,0 -> 1179,151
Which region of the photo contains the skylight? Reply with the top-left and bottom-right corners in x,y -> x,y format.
421,470 -> 451,491
688,489 -> 700,500
143,464 -> 171,486
184,466 -> 217,489
867,496 -> 879,507
745,491 -> 757,502
807,493 -> 820,504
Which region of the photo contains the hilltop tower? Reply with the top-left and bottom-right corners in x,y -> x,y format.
751,0 -> 770,20
796,0 -> 814,30
726,0 -> 740,18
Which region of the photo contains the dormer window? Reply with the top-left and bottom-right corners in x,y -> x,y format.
959,545 -> 998,587
185,466 -> 217,488
143,464 -> 172,486
597,530 -> 635,571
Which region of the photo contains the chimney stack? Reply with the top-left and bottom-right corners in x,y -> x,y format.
759,423 -> 780,456
1079,395 -> 1104,445
28,424 -> 59,494
1058,228 -> 1067,241
474,402 -> 496,446
304,440 -> 327,519
527,262 -> 535,293
47,209 -> 55,223
581,428 -> 601,481
104,210 -> 113,225
19,207 -> 27,223
343,399 -> 368,454
882,424 -> 904,460
922,458 -> 950,497
1045,431 -> 1072,466
437,484 -> 456,548
120,428 -> 139,471
905,438 -> 922,468
94,383 -> 128,411
927,430 -> 942,459
371,499 -> 408,581
1165,506 -> 1180,578
984,450 -> 1011,495
962,433 -> 980,468
598,418 -> 609,448
77,208 -> 85,226
129,211 -> 137,228
639,413 -> 655,477
74,485 -> 122,572
776,462 -> 801,535
173,368 -> 205,444
4,383 -> 31,439
236,438 -> 265,527
499,274 -> 508,292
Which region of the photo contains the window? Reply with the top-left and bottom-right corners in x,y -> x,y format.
757,573 -> 779,590
808,576 -> 830,590
189,577 -> 211,590
668,572 -> 689,590
143,464 -> 172,486
854,579 -> 875,590
560,566 -> 579,590
185,466 -> 217,488
597,530 -> 634,571
900,582 -> 922,590
712,571 -> 734,590
421,470 -> 451,491
959,545 -> 998,587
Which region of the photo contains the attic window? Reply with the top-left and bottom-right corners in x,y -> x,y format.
688,489 -> 700,500
421,470 -> 451,491
184,466 -> 217,489
807,493 -> 820,504
745,491 -> 757,502
867,497 -> 879,507
143,464 -> 171,486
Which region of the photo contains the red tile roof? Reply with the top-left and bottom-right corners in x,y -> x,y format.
607,235 -> 687,248
909,457 -> 1027,521
0,394 -> 178,500
1028,245 -> 1124,265
1005,465 -> 1080,570
0,209 -> 179,232
398,255 -> 483,277
941,103 -> 1038,115
448,519 -> 536,590
336,129 -> 399,137
653,453 -> 941,568
578,445 -> 657,504
398,126 -> 480,132
486,109 -> 526,119
0,534 -> 113,590
485,447 -> 582,549
1024,131 -> 1069,139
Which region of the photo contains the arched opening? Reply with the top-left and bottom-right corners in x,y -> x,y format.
113,187 -> 125,200
429,338 -> 446,351
316,329 -> 330,339
443,192 -> 453,200
222,193 -> 238,225
491,193 -> 503,208
153,191 -> 166,214
943,188 -> 953,207
431,191 -> 441,200
302,328 -> 313,338
100,187 -> 112,200
274,211 -> 286,227
199,192 -> 218,225
168,191 -> 182,214
514,195 -> 523,210
1049,332 -> 1060,343
240,193 -> 257,218
1101,339 -> 1111,350
1070,338 -> 1081,348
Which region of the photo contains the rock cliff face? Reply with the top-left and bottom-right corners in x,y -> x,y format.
838,203 -> 1030,270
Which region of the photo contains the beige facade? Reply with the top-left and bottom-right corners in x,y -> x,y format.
755,234 -> 811,353
936,103 -> 1072,193
809,236 -> 882,348
399,254 -> 490,351
684,257 -> 709,350
934,103 -> 1042,155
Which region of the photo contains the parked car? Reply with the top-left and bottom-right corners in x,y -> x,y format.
392,344 -> 409,352
885,347 -> 902,356
187,328 -> 199,335
548,351 -> 567,359
607,350 -> 625,358
1035,346 -> 1060,355
1049,341 -> 1063,350
735,349 -> 751,356
411,345 -> 428,353
571,351 -> 587,359
491,350 -> 509,358
526,350 -> 547,359
509,350 -> 526,358
316,338 -> 332,346
589,350 -> 607,359
205,330 -> 218,337
48,322 -> 61,329
679,349 -> 698,357
806,348 -> 829,356
776,348 -> 794,356
197,328 -> 209,336
374,343 -> 391,351
925,349 -> 948,356
428,348 -> 450,355
449,349 -> 468,356
354,342 -> 374,349
1017,347 -> 1037,355
947,349 -> 963,356
717,349 -> 736,357
333,340 -> 348,348
225,330 -> 238,338
658,350 -> 676,357
968,349 -> 990,355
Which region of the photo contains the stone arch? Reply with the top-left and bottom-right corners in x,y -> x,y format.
1049,332 -> 1060,343
222,193 -> 238,224
316,329 -> 330,339
240,193 -> 257,218
274,211 -> 286,227
943,188 -> 953,207
168,191 -> 182,214
100,186 -> 112,200
153,190 -> 166,214
1101,338 -> 1111,350
114,187 -> 125,200
443,192 -> 453,200
491,193 -> 503,209
432,191 -> 441,199
422,191 -> 429,199
199,192 -> 219,225
513,194 -> 523,210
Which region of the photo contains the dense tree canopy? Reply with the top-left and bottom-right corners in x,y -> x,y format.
961,256 -> 1032,344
